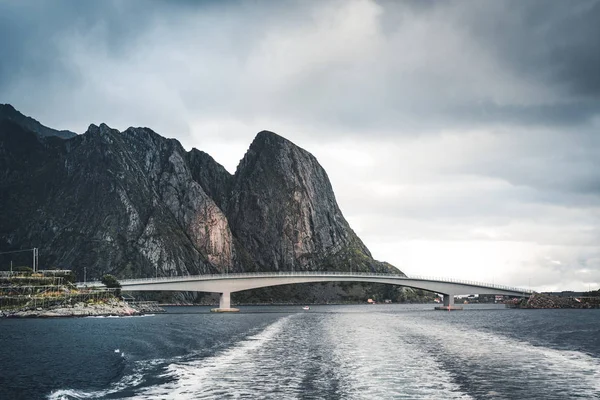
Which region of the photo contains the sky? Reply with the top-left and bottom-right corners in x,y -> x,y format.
1,0 -> 599,292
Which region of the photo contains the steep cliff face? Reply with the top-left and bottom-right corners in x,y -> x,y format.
0,120 -> 234,279
0,106 -> 401,286
228,131 -> 396,273
118,127 -> 235,272
186,148 -> 233,213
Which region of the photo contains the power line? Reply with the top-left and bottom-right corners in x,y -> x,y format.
0,248 -> 35,256
0,248 -> 38,272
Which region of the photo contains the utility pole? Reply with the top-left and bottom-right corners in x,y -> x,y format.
0,248 -> 38,271
30,247 -> 39,272
84,267 -> 87,284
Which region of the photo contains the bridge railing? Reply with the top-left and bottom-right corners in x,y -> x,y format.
407,274 -> 533,294
81,271 -> 532,294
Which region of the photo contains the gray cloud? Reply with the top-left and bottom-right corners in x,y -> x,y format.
1,0 -> 599,133
0,0 -> 598,291
458,0 -> 600,99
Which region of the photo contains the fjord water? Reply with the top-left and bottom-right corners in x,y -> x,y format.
1,305 -> 599,399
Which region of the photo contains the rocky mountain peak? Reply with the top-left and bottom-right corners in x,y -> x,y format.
246,130 -> 309,160
251,130 -> 289,149
228,129 -> 397,274
87,123 -> 115,135
0,103 -> 18,114
0,108 -> 401,293
234,130 -> 316,184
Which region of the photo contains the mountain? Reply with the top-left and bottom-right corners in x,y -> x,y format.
228,130 -> 393,273
0,104 -> 77,139
0,105 -> 402,301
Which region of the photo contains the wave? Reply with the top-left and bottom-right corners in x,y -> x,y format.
131,315 -> 292,399
48,311 -> 600,400
390,314 -> 600,399
47,317 -> 291,400
84,314 -> 155,319
48,370 -> 145,400
324,313 -> 474,399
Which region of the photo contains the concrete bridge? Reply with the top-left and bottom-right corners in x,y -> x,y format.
81,272 -> 532,311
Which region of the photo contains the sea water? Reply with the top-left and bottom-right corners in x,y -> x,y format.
0,304 -> 598,399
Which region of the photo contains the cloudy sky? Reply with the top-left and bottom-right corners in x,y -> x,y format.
1,0 -> 599,291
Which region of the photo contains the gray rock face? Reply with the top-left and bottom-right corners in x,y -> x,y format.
0,120 -> 228,279
0,106 -> 401,285
2,299 -> 164,318
228,131 -> 396,273
186,148 -> 232,212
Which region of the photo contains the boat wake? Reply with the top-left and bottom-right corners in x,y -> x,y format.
47,316 -> 291,400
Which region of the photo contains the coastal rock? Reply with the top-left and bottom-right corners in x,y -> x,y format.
2,299 -> 165,318
511,293 -> 598,309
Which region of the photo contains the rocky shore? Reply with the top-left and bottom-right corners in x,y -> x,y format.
509,293 -> 599,309
1,299 -> 164,318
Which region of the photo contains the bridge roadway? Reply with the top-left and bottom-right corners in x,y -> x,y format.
81,272 -> 532,311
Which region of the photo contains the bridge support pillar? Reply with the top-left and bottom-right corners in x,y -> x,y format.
211,292 -> 239,313
435,293 -> 463,311
443,294 -> 454,307
220,292 -> 231,308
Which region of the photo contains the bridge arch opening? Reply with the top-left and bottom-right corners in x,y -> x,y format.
230,281 -> 439,305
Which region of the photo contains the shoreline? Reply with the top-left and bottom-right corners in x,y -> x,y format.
1,299 -> 165,318
506,293 -> 600,309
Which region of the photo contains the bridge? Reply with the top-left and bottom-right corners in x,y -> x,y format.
81,272 -> 532,311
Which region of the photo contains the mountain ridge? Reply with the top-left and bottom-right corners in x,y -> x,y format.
0,104 -> 77,139
0,105 -> 403,301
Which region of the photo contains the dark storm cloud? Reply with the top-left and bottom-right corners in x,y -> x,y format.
0,0 -> 313,134
379,0 -> 600,99
257,0 -> 600,132
458,0 -> 600,99
0,1 -> 243,89
0,2 -> 129,90
1,0 -> 599,132
383,0 -> 600,128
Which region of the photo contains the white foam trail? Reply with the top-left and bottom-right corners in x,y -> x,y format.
48,372 -> 144,400
131,315 -> 292,399
47,358 -> 165,400
48,311 -> 600,399
326,313 -> 473,399
401,318 -> 600,398
84,314 -> 155,319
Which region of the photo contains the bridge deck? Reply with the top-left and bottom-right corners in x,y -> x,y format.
81,271 -> 532,296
